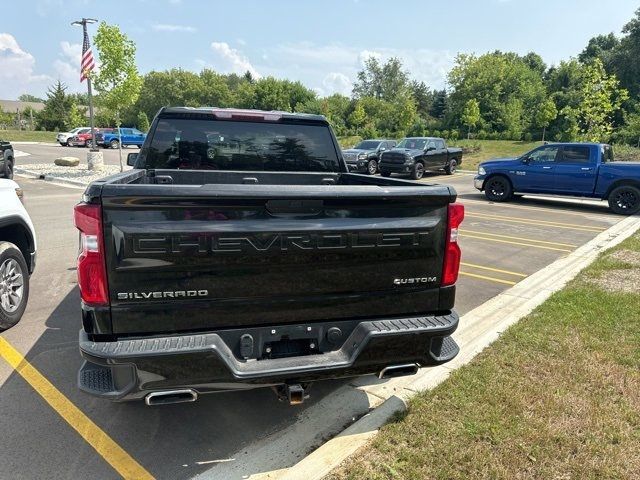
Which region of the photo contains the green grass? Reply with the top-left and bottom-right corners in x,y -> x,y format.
0,130 -> 57,142
454,139 -> 542,171
330,232 -> 640,480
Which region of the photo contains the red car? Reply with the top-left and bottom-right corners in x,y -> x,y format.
68,128 -> 114,147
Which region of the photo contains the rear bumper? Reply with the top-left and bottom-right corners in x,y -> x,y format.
78,312 -> 459,401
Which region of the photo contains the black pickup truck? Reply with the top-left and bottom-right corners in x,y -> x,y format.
74,107 -> 464,405
379,137 -> 463,180
1,140 -> 15,179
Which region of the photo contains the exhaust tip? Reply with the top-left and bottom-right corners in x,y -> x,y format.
145,389 -> 198,406
378,363 -> 419,380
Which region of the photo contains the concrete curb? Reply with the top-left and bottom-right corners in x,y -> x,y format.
15,168 -> 87,189
219,214 -> 640,480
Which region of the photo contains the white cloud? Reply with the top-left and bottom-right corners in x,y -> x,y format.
52,41 -> 86,93
210,42 -> 260,78
152,23 -> 197,33
255,42 -> 454,97
322,72 -> 352,96
358,50 -> 382,66
0,33 -> 51,99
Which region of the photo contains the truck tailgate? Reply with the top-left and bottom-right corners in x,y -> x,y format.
100,183 -> 453,335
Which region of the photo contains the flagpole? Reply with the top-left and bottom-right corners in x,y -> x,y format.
72,18 -> 97,150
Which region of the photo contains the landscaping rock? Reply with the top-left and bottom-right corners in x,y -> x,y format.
54,156 -> 80,167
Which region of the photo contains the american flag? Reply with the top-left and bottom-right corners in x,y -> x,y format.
80,27 -> 95,82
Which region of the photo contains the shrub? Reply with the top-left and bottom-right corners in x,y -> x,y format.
461,142 -> 482,155
612,144 -> 640,161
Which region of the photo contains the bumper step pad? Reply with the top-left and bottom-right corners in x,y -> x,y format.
429,336 -> 459,363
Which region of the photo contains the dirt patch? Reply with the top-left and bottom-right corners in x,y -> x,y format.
607,249 -> 640,267
587,267 -> 640,293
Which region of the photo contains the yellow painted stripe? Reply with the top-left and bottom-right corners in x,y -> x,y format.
460,233 -> 573,253
460,229 -> 578,248
460,198 -> 612,221
459,271 -> 517,286
460,262 -> 528,278
0,337 -> 154,480
466,212 -> 606,233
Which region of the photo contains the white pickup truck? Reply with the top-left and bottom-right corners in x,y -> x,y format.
0,179 -> 36,329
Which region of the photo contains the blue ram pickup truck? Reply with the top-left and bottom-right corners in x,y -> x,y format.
96,128 -> 147,149
474,143 -> 640,215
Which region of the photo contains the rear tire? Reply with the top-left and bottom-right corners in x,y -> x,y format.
110,139 -> 119,149
608,185 -> 640,215
0,242 -> 29,330
484,176 -> 513,202
445,159 -> 457,175
2,158 -> 14,180
366,159 -> 378,175
411,162 -> 425,180
380,171 -> 391,177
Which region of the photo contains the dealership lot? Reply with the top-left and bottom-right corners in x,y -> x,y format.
0,167 -> 624,479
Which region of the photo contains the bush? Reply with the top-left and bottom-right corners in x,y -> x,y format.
449,130 -> 460,141
461,142 -> 482,155
612,144 -> 640,161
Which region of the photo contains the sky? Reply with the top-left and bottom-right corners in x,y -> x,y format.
1,0 -> 638,100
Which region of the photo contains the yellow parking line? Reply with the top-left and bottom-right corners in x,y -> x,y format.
466,212 -> 606,233
460,198 -> 612,221
460,262 -> 528,277
460,233 -> 573,252
0,337 -> 154,480
460,229 -> 578,248
459,271 -> 517,286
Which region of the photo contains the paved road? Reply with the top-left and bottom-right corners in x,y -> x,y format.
0,171 -> 623,480
13,142 -> 138,168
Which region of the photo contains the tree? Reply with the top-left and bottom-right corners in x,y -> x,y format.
0,106 -> 14,129
18,94 -> 45,103
448,52 -> 546,136
67,99 -> 84,131
353,57 -> 411,102
566,59 -> 628,142
93,22 -> 142,170
37,81 -> 74,131
411,80 -> 434,120
252,77 -> 290,111
347,102 -> 366,134
534,99 -> 558,142
137,111 -> 150,132
461,99 -> 480,138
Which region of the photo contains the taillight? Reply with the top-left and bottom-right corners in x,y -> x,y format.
73,203 -> 109,306
442,202 -> 465,286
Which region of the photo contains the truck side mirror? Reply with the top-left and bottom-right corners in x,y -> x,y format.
521,156 -> 530,164
127,152 -> 138,166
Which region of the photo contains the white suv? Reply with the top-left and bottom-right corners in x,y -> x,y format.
0,179 -> 36,329
57,127 -> 90,146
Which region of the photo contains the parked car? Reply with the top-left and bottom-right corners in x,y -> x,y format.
57,127 -> 90,146
74,107 -> 464,405
96,128 -> 146,149
1,139 -> 15,179
0,179 -> 36,329
69,128 -> 114,147
342,139 -> 397,175
379,137 -> 463,180
474,143 -> 640,215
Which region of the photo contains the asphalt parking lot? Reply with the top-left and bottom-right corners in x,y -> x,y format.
0,154 -> 624,479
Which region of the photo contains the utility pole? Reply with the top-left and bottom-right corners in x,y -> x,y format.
71,18 -> 97,150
